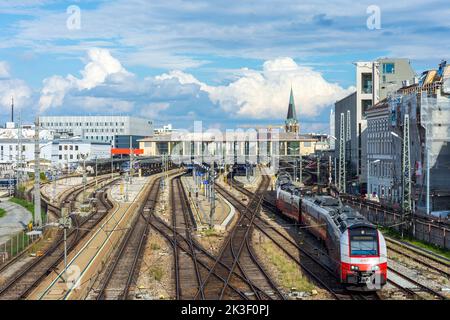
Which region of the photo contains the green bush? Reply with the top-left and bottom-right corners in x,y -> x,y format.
0,208 -> 6,218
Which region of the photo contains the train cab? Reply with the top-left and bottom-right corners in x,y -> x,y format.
340,224 -> 387,290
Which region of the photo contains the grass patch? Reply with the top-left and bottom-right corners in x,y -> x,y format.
201,228 -> 219,237
9,197 -> 46,224
260,240 -> 315,292
0,208 -> 6,218
379,226 -> 450,260
150,242 -> 161,250
10,197 -> 34,214
149,266 -> 164,281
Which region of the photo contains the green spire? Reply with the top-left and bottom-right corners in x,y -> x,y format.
286,87 -> 297,120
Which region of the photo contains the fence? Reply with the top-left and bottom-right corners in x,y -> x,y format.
342,198 -> 450,250
0,230 -> 42,265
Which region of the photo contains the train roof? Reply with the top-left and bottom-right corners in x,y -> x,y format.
277,181 -> 374,232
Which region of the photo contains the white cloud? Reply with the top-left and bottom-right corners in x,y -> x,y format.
140,102 -> 170,118
161,57 -> 354,119
0,62 -> 10,79
35,50 -> 352,129
39,48 -> 132,112
0,79 -> 32,115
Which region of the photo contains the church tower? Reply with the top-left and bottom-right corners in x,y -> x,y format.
285,87 -> 299,134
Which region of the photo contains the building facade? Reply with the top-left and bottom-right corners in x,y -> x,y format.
365,100 -> 398,203
39,116 -> 153,146
365,61 -> 450,214
335,58 -> 416,193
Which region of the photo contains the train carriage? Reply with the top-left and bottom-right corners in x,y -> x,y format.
276,177 -> 387,290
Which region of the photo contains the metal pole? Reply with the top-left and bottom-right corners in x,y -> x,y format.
426,146 -> 430,215
328,155 -> 332,186
210,160 -> 215,228
297,155 -> 302,186
367,159 -> 370,198
83,157 -> 86,201
316,155 -> 320,185
111,156 -> 114,179
129,136 -> 133,184
33,116 -> 42,227
95,157 -> 98,188
334,157 -> 337,187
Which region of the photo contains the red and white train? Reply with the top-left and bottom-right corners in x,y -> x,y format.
276,176 -> 387,290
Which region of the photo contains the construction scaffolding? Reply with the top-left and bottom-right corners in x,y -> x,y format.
420,89 -> 450,213
390,77 -> 450,214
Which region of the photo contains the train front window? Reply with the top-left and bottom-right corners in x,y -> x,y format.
349,228 -> 378,256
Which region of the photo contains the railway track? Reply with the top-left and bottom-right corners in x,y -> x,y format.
195,176 -> 284,300
150,215 -> 277,300
0,179 -> 116,300
386,238 -> 450,279
0,176 -> 112,274
171,176 -> 205,299
227,176 -> 382,300
95,177 -> 161,300
43,176 -> 111,219
386,265 -> 448,300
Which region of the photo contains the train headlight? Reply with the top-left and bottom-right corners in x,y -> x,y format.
371,265 -> 380,271
350,265 -> 359,271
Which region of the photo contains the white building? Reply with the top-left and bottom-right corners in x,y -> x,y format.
39,116 -> 153,145
49,138 -> 111,166
0,136 -> 110,171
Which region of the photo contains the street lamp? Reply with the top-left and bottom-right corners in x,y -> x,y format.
367,159 -> 380,199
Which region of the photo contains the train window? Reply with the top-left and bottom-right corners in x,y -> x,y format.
349,228 -> 378,256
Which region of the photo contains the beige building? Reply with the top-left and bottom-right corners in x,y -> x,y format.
138,131 -> 327,160
139,88 -> 329,161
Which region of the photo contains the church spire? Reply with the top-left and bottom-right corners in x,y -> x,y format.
285,86 -> 299,134
286,86 -> 297,120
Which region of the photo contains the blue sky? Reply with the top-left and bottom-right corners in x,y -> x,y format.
0,0 -> 449,132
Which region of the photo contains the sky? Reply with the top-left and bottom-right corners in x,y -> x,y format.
0,0 -> 449,133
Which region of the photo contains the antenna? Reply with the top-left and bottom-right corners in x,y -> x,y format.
11,96 -> 14,123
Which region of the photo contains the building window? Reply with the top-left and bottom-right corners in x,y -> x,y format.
59,155 -> 62,160
382,63 -> 395,74
59,145 -> 62,151
361,73 -> 373,94
75,146 -> 79,151
361,100 -> 372,118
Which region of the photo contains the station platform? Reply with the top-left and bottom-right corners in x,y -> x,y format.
181,175 -> 234,231
110,177 -> 150,203
232,166 -> 267,192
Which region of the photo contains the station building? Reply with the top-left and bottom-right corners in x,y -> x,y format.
138,88 -> 330,162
